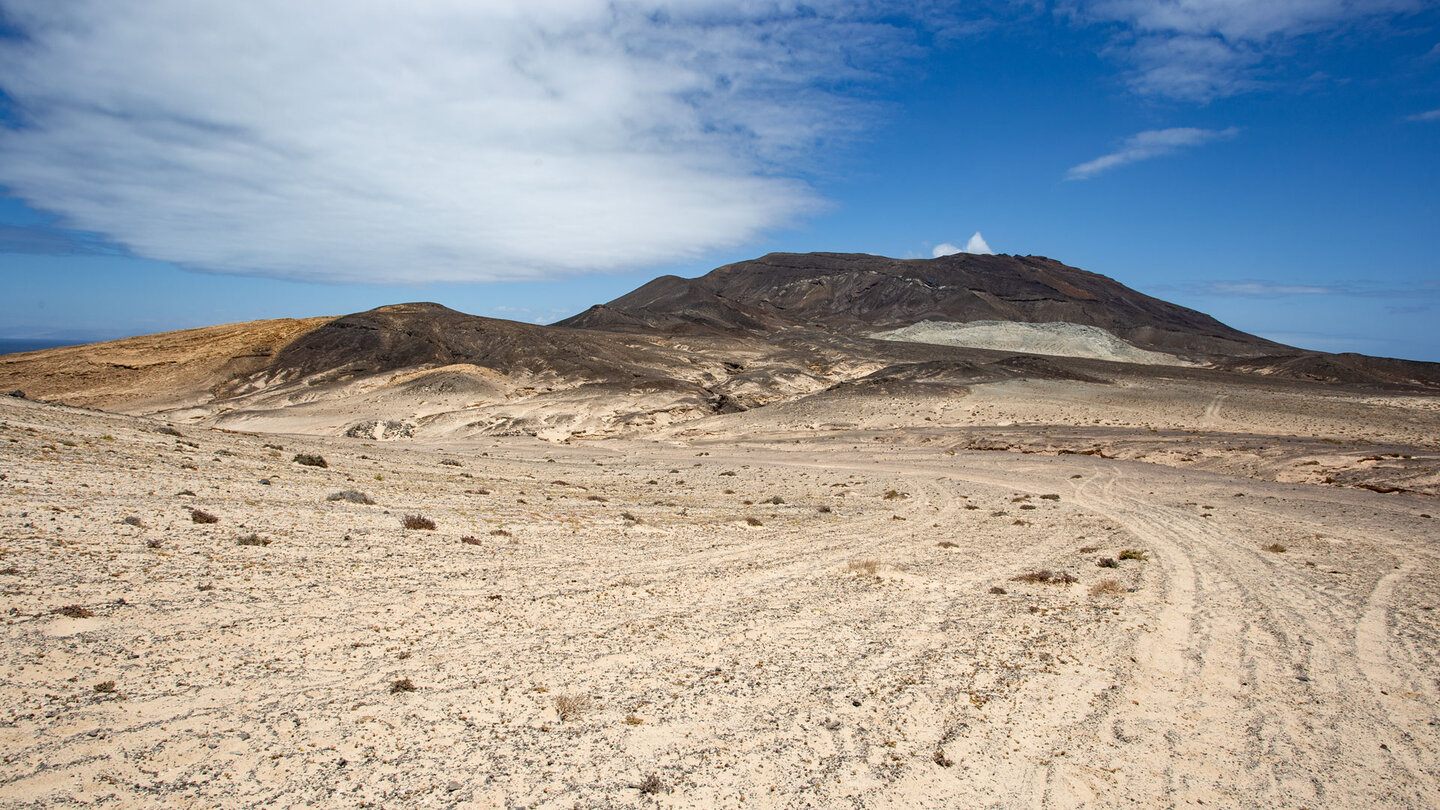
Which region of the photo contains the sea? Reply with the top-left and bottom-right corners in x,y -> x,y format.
0,339 -> 84,356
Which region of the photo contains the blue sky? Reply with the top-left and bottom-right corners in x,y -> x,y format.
1,1 -> 1438,361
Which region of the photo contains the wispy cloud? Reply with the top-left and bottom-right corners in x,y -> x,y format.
1065,127 -> 1238,180
1188,279 -> 1440,298
1073,0 -> 1428,101
0,2 -> 958,284
1206,281 -> 1340,297
1406,108 -> 1440,122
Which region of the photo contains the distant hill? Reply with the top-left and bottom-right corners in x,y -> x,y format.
559,252 -> 1287,359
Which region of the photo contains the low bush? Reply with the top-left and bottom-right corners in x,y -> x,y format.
401,514 -> 436,530
293,453 -> 328,468
1118,548 -> 1149,561
326,489 -> 374,504
1090,579 -> 1126,595
190,509 -> 219,524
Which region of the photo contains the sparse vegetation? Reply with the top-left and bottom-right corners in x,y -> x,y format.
1118,548 -> 1149,561
621,512 -> 640,522
190,508 -> 219,524
933,748 -> 955,767
637,773 -> 668,794
1097,557 -> 1118,568
157,426 -> 183,437
146,538 -> 163,549
93,680 -> 116,693
883,489 -> 907,500
767,495 -> 785,504
326,489 -> 374,504
937,540 -> 958,548
1078,545 -> 1100,553
390,678 -> 417,694
745,516 -> 763,526
236,533 -> 270,546
293,453 -> 328,468
402,514 -> 437,530
461,536 -> 481,545
1263,543 -> 1287,553
848,559 -> 880,576
554,694 -> 591,721
55,605 -> 93,618
1090,578 -> 1125,595
988,586 -> 1007,595
1012,569 -> 1077,585
440,458 -> 463,466
122,515 -> 144,527
817,505 -> 832,513
1040,494 -> 1060,500
490,528 -> 512,537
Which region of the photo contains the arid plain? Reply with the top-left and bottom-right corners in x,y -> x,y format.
3,373 -> 1439,808
3,252 -> 1440,808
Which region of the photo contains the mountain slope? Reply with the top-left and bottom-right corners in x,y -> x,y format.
559,251 -> 1286,359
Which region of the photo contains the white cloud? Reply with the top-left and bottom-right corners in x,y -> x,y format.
1406,109 -> 1440,122
932,231 -> 993,256
0,1 -> 944,284
1065,126 -> 1238,180
1074,0 -> 1426,101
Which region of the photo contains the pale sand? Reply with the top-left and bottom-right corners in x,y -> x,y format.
2,393 -> 1438,808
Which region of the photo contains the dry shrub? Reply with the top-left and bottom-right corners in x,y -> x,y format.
937,540 -> 959,548
293,453 -> 328,468
1097,557 -> 1119,568
327,489 -> 374,504
401,514 -> 437,530
55,605 -> 93,618
847,559 -> 880,576
460,536 -> 481,546
1012,569 -> 1077,585
122,515 -> 144,527
883,489 -> 907,500
744,516 -> 763,526
1263,543 -> 1287,553
236,533 -> 270,546
190,509 -> 219,524
988,585 -> 1007,595
817,505 -> 832,513
1090,578 -> 1126,596
439,458 -> 463,467
490,528 -> 512,537
390,678 -> 417,694
767,495 -> 784,504
93,680 -> 116,694
637,773 -> 668,794
1118,548 -> 1149,561
554,694 -> 591,721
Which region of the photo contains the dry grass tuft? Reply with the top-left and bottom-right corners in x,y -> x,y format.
390,678 -> 417,694
326,489 -> 374,504
189,509 -> 219,524
554,694 -> 591,721
1263,543 -> 1287,553
460,536 -> 482,546
1118,548 -> 1149,561
1090,578 -> 1126,596
1012,569 -> 1077,585
1097,557 -> 1119,568
847,559 -> 880,576
236,533 -> 270,546
883,489 -> 907,500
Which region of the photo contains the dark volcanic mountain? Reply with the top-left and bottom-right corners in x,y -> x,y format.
559,251 -> 1286,359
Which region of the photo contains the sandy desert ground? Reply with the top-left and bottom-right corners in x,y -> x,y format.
2,383 -> 1439,808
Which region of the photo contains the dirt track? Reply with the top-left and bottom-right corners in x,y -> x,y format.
1,396 -> 1438,808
